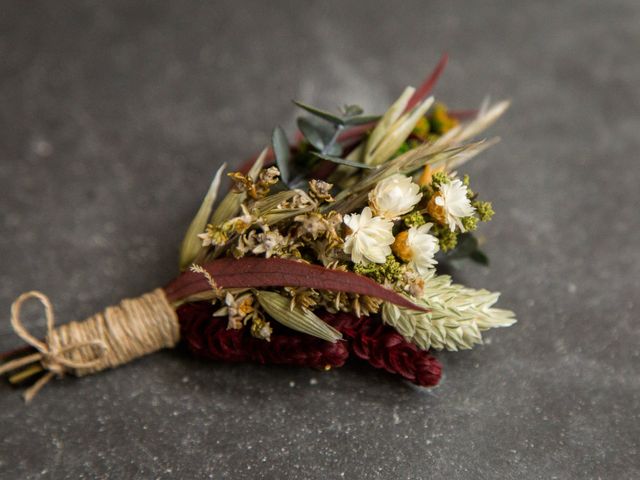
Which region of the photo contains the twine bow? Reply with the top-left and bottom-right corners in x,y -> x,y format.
0,291 -> 107,403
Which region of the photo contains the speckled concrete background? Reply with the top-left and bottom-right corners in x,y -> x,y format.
1,1 -> 638,478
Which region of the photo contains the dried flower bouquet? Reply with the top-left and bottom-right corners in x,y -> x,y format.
1,55 -> 515,402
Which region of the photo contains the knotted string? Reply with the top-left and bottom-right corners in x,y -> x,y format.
0,289 -> 180,402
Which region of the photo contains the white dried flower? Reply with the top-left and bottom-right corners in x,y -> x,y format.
214,292 -> 254,330
343,207 -> 394,264
369,174 -> 422,220
392,224 -> 439,275
259,166 -> 280,185
308,179 -> 334,203
197,231 -> 213,247
401,269 -> 425,298
224,204 -> 257,234
234,230 -> 258,257
197,225 -> 227,247
294,212 -> 327,239
436,178 -> 476,232
251,317 -> 273,341
286,190 -> 314,209
252,230 -> 285,258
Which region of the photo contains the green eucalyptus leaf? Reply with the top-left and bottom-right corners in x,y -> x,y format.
272,126 -> 291,184
293,101 -> 344,125
470,249 -> 490,266
446,233 -> 490,265
447,233 -> 478,259
342,114 -> 380,126
311,152 -> 378,169
342,104 -> 364,117
297,117 -> 334,151
326,142 -> 343,157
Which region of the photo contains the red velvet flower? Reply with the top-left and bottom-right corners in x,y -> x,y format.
178,302 -> 441,387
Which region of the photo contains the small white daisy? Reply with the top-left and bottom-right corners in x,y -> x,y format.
343,207 -> 395,264
392,224 -> 440,275
369,174 -> 422,220
435,178 -> 475,231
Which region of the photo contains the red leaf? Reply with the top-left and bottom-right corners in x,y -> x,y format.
404,53 -> 449,112
337,122 -> 376,143
164,257 -> 428,312
448,109 -> 478,121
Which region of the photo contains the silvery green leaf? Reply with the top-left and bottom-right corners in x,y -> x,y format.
311,152 -> 378,169
448,233 -> 478,259
342,114 -> 380,126
445,233 -> 490,266
255,290 -> 342,342
272,126 -> 291,184
179,163 -> 226,270
297,117 -> 335,151
293,101 -> 344,125
470,250 -> 489,266
326,142 -> 343,156
342,104 -> 364,117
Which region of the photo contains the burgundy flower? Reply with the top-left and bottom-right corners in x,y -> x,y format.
177,302 -> 441,387
320,311 -> 442,387
178,302 -> 349,370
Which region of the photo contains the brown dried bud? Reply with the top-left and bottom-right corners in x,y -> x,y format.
228,172 -> 258,198
308,179 -> 334,203
427,193 -> 447,225
391,231 -> 412,262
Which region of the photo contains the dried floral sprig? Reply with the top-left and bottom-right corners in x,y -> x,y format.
381,271 -> 516,351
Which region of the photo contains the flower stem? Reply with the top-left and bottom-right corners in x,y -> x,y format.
9,363 -> 43,384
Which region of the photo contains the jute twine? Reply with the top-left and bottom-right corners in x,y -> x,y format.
0,289 -> 180,402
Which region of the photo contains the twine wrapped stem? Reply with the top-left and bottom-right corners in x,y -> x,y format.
0,289 -> 179,402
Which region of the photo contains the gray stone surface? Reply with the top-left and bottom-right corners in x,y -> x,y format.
1,1 -> 638,478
